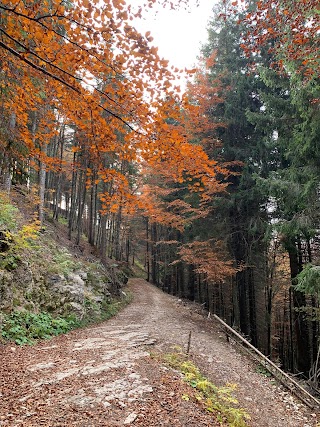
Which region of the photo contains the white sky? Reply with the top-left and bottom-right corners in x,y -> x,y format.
133,1 -> 216,70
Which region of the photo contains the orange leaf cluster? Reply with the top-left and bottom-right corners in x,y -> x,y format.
1,0 -> 221,221
137,93 -> 229,229
178,240 -> 236,282
240,0 -> 320,80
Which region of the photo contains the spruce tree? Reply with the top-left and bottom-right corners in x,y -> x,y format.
195,0 -> 273,351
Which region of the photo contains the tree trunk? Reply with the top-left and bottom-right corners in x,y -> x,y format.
68,151 -> 78,240
145,217 -> 150,282
4,112 -> 16,194
288,238 -> 311,374
100,213 -> 107,266
76,171 -> 87,246
38,158 -> 46,224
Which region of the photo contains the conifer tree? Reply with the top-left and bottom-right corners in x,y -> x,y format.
193,0 -> 272,350
247,63 -> 320,373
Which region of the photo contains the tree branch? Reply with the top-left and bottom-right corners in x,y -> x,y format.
0,40 -> 139,133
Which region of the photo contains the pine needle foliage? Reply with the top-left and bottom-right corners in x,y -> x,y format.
296,264 -> 320,296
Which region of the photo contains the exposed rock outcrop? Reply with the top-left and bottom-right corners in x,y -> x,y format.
0,261 -> 127,319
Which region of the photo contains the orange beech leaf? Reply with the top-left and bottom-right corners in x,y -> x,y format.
241,0 -> 319,80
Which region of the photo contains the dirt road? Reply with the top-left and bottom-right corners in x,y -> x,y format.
0,279 -> 318,426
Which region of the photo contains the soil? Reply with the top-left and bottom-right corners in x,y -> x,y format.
0,278 -> 319,426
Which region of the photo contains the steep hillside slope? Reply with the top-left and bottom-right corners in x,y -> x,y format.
0,191 -> 128,342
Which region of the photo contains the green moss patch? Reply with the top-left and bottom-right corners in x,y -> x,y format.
160,349 -> 250,427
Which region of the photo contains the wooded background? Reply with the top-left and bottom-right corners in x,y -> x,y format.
0,0 -> 319,391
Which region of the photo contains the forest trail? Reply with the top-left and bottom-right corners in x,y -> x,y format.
0,278 -> 318,427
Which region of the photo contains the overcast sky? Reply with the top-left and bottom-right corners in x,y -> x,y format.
133,1 -> 215,70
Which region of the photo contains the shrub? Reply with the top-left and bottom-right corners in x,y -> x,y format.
0,193 -> 19,231
1,310 -> 78,345
0,193 -> 40,271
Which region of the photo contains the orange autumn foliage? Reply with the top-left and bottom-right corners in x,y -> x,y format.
137,92 -> 229,230
137,60 -> 235,281
0,0 -> 226,227
178,240 -> 236,282
236,0 -> 320,79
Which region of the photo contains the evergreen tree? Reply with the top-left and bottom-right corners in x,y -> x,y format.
196,0 -> 272,351
248,64 -> 320,373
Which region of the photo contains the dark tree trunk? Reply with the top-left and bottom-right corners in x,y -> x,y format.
287,238 -> 311,374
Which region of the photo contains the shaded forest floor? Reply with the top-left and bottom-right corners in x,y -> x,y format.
0,278 -> 319,426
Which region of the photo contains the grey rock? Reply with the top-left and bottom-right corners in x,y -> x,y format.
14,262 -> 34,290
47,273 -> 85,305
92,295 -> 104,304
47,274 -> 66,287
77,271 -> 88,281
0,270 -> 13,310
68,302 -> 85,317
67,273 -> 85,288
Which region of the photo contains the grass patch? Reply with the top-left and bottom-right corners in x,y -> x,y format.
102,291 -> 132,320
160,349 -> 250,427
0,193 -> 41,271
47,247 -> 81,276
0,193 -> 19,231
255,364 -> 272,378
57,216 -> 68,226
132,259 -> 147,279
101,291 -> 133,320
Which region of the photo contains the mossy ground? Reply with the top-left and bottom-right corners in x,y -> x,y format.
154,348 -> 250,427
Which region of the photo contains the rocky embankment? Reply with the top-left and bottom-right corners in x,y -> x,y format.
0,261 -> 127,319
0,208 -> 128,321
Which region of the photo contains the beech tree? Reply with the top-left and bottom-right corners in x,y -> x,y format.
139,94 -> 234,295
0,0 -> 229,272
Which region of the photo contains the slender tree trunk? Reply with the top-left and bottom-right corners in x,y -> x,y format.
4,112 -> 16,194
145,217 -> 150,282
53,124 -> 65,221
99,179 -> 108,265
114,207 -> 122,261
88,172 -> 97,245
287,238 -> 310,373
68,151 -> 77,240
38,157 -> 46,224
76,171 -> 87,246
100,214 -> 107,266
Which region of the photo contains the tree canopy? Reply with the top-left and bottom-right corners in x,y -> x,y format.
0,0 -> 224,219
